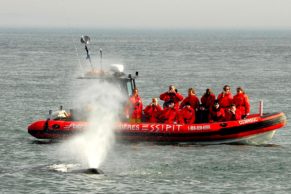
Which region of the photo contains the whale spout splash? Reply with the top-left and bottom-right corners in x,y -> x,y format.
59,80 -> 125,170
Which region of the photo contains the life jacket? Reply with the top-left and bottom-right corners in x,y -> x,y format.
144,104 -> 163,123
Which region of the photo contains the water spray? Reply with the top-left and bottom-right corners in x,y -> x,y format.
59,80 -> 126,173
100,48 -> 103,72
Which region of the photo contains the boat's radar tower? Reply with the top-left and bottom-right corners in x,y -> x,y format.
78,35 -> 138,96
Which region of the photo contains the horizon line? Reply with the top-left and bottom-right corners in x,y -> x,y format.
1,26 -> 291,31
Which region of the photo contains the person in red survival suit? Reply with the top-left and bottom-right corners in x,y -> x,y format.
201,88 -> 216,111
159,101 -> 178,124
127,88 -> 143,123
178,102 -> 196,124
217,85 -> 233,110
208,100 -> 225,123
160,85 -> 184,110
144,98 -> 163,123
224,104 -> 242,121
180,88 -> 200,111
233,87 -> 250,119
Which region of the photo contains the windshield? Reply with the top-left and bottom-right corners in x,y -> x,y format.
126,80 -> 133,96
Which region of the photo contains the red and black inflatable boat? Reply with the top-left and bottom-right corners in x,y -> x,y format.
27,37 -> 287,145
28,112 -> 286,145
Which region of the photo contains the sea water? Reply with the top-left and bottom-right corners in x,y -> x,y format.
0,28 -> 290,193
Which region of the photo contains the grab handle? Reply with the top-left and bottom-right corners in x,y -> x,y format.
259,100 -> 263,116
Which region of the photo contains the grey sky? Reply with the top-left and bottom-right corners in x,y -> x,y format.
0,0 -> 290,29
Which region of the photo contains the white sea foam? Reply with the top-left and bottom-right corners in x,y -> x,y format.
48,163 -> 80,173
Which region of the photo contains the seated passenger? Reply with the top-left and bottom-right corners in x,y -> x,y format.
160,85 -> 184,110
178,102 -> 195,124
208,100 -> 225,123
233,87 -> 250,119
224,104 -> 242,121
159,101 -> 178,124
144,98 -> 163,123
52,106 -> 69,120
196,103 -> 209,123
127,88 -> 143,123
180,88 -> 200,111
217,85 -> 233,110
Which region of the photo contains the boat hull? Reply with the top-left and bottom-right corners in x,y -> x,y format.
28,112 -> 287,145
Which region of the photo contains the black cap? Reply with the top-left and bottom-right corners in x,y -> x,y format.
214,100 -> 219,105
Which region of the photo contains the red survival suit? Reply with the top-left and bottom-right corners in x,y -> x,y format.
160,92 -> 184,110
144,104 -> 163,123
217,92 -> 233,109
178,106 -> 196,124
201,93 -> 216,110
233,93 -> 250,117
208,107 -> 225,123
224,109 -> 242,121
128,95 -> 143,121
180,95 -> 200,111
159,107 -> 178,124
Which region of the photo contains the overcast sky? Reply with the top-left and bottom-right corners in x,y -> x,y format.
0,0 -> 290,29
